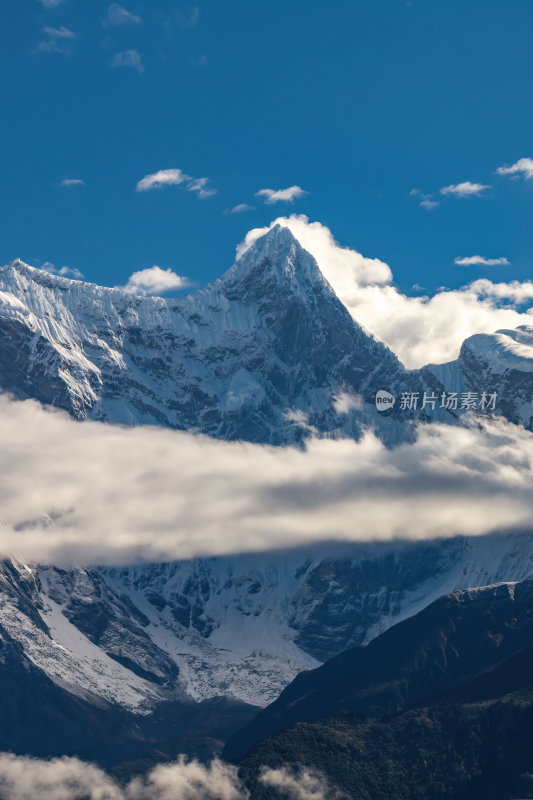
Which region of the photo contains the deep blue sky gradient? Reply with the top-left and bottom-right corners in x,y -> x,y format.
1,0 -> 532,293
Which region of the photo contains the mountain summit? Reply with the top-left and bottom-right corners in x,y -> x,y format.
221,224 -> 331,299
0,226 -> 432,443
0,226 -> 530,441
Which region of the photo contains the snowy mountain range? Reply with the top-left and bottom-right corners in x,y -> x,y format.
2,535 -> 533,715
0,224 -> 532,732
2,225 -> 530,443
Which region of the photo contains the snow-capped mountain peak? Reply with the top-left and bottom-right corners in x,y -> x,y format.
220,224 -> 329,299
1,229 -> 532,440
0,230 -> 431,442
463,325 -> 533,375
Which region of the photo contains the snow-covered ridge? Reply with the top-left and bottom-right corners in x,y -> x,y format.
2,533 -> 533,711
464,326 -> 533,375
4,224 -> 530,442
0,226 -> 532,714
0,225 -> 453,442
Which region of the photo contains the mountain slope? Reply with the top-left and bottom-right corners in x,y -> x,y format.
0,226 -> 453,444
225,578 -> 533,759
2,533 -> 533,715
425,325 -> 533,431
0,619 -> 258,767
1,225 -> 533,741
237,583 -> 533,800
239,673 -> 533,800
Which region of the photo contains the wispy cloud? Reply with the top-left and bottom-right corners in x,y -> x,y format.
103,3 -> 142,27
410,188 -> 438,210
282,409 -> 318,436
136,168 -> 216,197
186,177 -> 217,199
136,169 -> 188,191
190,53 -> 208,68
119,266 -> 191,296
332,392 -> 363,416
225,203 -> 255,214
455,256 -> 510,267
111,49 -> 144,74
440,181 -> 491,197
496,157 -> 533,180
60,178 -> 84,188
178,6 -> 200,27
38,262 -> 84,280
260,765 -> 341,800
255,186 -> 308,205
35,26 -> 76,55
35,0 -> 65,7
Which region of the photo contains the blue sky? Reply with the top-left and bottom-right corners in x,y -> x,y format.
1,0 -> 532,295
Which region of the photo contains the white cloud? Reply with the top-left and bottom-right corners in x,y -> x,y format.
282,409 -> 318,435
469,278 -> 533,303
136,169 -> 189,192
255,186 -> 308,205
0,396 -> 533,567
410,188 -> 438,210
237,216 -> 533,367
136,169 -> 216,198
0,754 -> 121,800
36,0 -> 64,7
455,256 -> 510,267
496,157 -> 533,180
104,3 -> 142,26
332,392 -> 363,416
35,26 -> 76,55
61,178 -> 84,188
226,204 -> 255,214
439,181 -> 491,197
126,757 -> 245,800
111,50 -> 144,74
0,754 -> 344,800
236,215 -> 392,287
186,177 -> 217,199
44,25 -> 75,39
419,197 -> 439,210
119,266 -> 191,296
40,262 -> 84,280
0,754 -> 247,800
260,766 -> 341,800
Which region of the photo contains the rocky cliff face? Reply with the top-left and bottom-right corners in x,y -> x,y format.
1,533 -> 533,711
0,225 -> 532,719
0,226 -> 458,445
226,577 -> 533,759
237,582 -> 533,800
458,326 -> 533,430
425,325 -> 533,431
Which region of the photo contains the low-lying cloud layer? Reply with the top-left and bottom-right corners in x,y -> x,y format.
0,396 -> 532,567
237,215 -> 533,367
0,754 -> 338,800
0,755 -> 242,800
